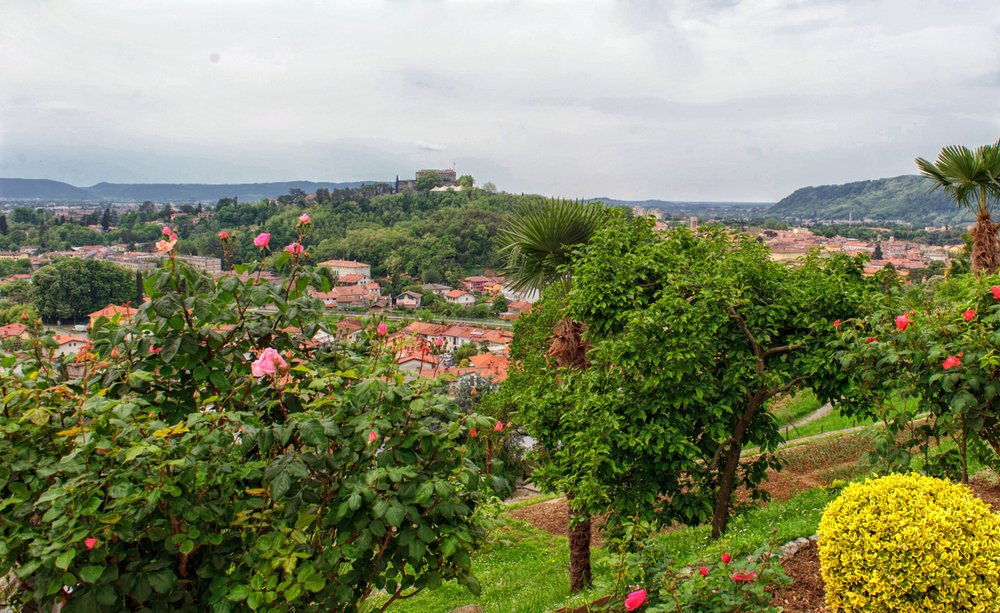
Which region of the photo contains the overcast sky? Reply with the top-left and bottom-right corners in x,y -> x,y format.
2,0 -> 998,201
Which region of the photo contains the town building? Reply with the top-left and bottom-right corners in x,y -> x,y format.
318,259 -> 372,282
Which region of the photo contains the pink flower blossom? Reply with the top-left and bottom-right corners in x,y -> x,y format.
218,231 -> 229,240
833,320 -> 841,329
721,553 -> 731,563
895,313 -> 909,331
699,566 -> 708,576
943,355 -> 962,370
368,431 -> 378,444
434,337 -> 443,346
964,309 -> 976,321
992,286 -> 1000,300
298,213 -> 311,224
149,345 -> 161,355
494,420 -> 503,432
284,242 -> 303,256
377,322 -> 387,335
162,225 -> 172,236
470,428 -> 477,438
254,233 -> 270,249
624,589 -> 646,611
155,238 -> 177,253
251,347 -> 287,377
84,538 -> 97,550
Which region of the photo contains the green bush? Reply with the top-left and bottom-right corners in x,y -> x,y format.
0,224 -> 492,611
818,473 -> 1000,612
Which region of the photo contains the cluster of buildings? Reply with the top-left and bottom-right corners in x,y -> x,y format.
0,244 -> 223,276
758,229 -> 959,277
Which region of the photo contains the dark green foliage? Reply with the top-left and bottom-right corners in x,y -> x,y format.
31,259 -> 136,322
768,175 -> 967,224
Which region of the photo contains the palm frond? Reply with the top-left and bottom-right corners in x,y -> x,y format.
497,198 -> 607,293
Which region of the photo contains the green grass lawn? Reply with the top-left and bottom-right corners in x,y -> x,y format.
372,519 -> 614,613
771,389 -> 821,427
781,408 -> 876,441
379,485 -> 847,612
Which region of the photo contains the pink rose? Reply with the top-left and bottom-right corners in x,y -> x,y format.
254,233 -> 270,249
162,225 -> 172,236
624,589 -> 646,611
298,213 -> 311,224
84,538 -> 97,550
895,313 -> 909,331
218,231 -> 229,240
833,320 -> 841,329
699,566 -> 708,576
494,420 -> 503,432
368,431 -> 379,444
251,347 -> 287,377
943,355 -> 962,370
992,286 -> 1000,300
434,337 -> 443,346
284,242 -> 303,256
964,309 -> 976,321
721,553 -> 731,563
377,322 -> 387,335
470,428 -> 477,438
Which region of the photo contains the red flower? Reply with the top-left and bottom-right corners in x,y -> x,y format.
943,355 -> 962,370
992,286 -> 1000,300
494,420 -> 503,432
84,538 -> 98,550
218,231 -> 229,240
833,320 -> 841,329
895,313 -> 909,331
377,322 -> 388,336
964,309 -> 976,321
733,571 -> 757,584
721,552 -> 731,563
866,337 -> 876,343
368,431 -> 379,444
699,566 -> 708,576
470,428 -> 477,438
624,589 -> 646,611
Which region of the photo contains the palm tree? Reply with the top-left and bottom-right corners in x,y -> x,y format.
497,198 -> 607,592
916,141 -> 1000,274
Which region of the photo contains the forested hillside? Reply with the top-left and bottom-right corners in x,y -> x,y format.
767,175 -> 970,225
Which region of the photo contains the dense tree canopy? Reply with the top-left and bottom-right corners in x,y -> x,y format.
32,259 -> 137,322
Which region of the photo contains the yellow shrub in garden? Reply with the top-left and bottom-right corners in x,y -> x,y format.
818,473 -> 1000,612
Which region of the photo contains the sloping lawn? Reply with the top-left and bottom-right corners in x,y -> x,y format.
369,519 -> 613,613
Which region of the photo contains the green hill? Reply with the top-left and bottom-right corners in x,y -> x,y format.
767,175 -> 972,225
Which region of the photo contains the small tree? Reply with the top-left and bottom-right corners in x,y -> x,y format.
507,215 -> 876,543
416,171 -> 445,191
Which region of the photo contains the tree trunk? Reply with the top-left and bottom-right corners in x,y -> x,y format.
710,396 -> 762,539
970,209 -> 1000,275
567,504 -> 592,592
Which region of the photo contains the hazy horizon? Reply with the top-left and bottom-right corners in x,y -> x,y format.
3,1 -> 998,202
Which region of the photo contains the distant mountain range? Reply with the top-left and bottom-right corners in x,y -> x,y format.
767,175 -> 968,225
1,175 -> 973,226
0,178 -> 379,203
596,198 -> 772,215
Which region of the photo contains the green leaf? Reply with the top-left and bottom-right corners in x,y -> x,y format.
55,549 -> 76,571
227,584 -> 250,602
270,471 -> 292,500
298,419 -> 326,446
78,565 -> 104,584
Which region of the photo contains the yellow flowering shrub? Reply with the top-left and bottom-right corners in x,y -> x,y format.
818,473 -> 1000,612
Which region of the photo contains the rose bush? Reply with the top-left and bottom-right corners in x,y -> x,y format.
0,224 -> 492,611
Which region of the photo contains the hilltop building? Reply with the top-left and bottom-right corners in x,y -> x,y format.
394,169 -> 458,193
